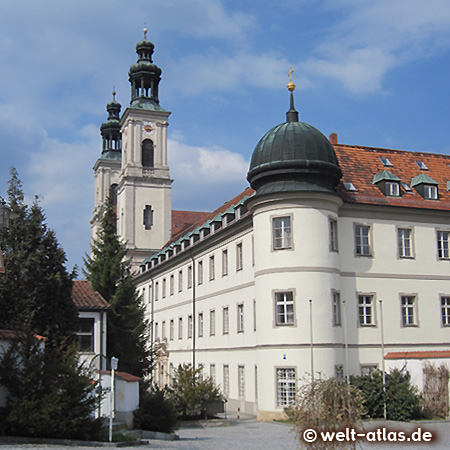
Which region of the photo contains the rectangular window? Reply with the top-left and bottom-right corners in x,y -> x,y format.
143,205 -> 154,230
358,295 -> 374,326
401,295 -> 417,326
437,231 -> 450,259
162,278 -> 166,298
398,228 -> 413,258
441,297 -> 450,327
178,270 -> 183,292
236,243 -> 243,271
170,319 -> 174,340
238,365 -> 245,398
188,265 -> 193,288
276,368 -> 296,407
275,292 -> 295,325
332,292 -> 341,326
209,255 -> 215,281
198,312 -> 204,337
155,322 -> 159,340
170,274 -> 174,295
237,303 -> 244,333
361,365 -> 378,376
223,365 -> 230,397
222,249 -> 228,276
253,299 -> 257,331
198,261 -> 203,285
155,281 -> 159,301
162,321 -> 166,340
386,181 -> 400,197
178,317 -> 183,340
223,307 -> 229,334
273,217 -> 292,250
424,185 -> 438,200
188,314 -> 193,338
77,318 -> 94,352
210,309 -> 216,336
330,219 -> 338,252
355,225 -> 371,256
210,364 -> 216,386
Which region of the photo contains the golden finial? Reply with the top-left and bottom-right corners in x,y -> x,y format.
112,85 -> 116,101
143,23 -> 148,39
287,66 -> 296,92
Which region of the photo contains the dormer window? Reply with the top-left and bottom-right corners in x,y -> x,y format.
379,157 -> 393,167
386,181 -> 400,197
424,185 -> 438,200
372,170 -> 401,197
411,174 -> 439,200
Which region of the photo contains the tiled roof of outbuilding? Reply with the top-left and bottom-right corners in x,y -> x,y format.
385,351 -> 450,359
334,144 -> 450,211
72,280 -> 111,311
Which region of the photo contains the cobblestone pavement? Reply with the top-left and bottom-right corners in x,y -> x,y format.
0,419 -> 449,449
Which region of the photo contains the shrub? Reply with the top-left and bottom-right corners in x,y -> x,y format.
170,363 -> 223,419
350,368 -> 422,421
133,383 -> 178,433
286,376 -> 365,450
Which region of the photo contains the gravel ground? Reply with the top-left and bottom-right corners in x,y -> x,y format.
0,419 -> 449,449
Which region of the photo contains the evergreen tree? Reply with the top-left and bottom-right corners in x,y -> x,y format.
84,192 -> 148,377
0,168 -> 77,339
0,329 -> 104,440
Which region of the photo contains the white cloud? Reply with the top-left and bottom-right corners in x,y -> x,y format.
302,0 -> 450,94
169,138 -> 249,184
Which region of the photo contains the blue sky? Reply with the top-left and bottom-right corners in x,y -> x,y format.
1,0 -> 450,273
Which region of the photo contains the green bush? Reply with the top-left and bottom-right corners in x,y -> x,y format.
350,368 -> 422,421
170,363 -> 223,419
133,383 -> 178,433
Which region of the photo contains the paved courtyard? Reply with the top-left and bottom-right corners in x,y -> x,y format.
0,419 -> 449,449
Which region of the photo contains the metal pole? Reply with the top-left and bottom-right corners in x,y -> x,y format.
309,299 -> 314,383
379,300 -> 387,420
150,278 -> 154,385
343,299 -> 350,385
109,357 -> 118,442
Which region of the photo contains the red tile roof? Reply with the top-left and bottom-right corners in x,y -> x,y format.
100,370 -> 141,382
171,210 -> 210,238
168,187 -> 255,246
385,351 -> 450,360
72,280 -> 110,310
0,329 -> 44,341
334,144 -> 450,211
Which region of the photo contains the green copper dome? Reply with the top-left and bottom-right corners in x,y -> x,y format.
247,92 -> 342,196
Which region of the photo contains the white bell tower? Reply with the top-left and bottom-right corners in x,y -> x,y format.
92,29 -> 172,272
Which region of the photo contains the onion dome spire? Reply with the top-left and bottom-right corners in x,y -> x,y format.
128,26 -> 165,111
286,67 -> 299,123
100,88 -> 122,158
246,67 -> 342,197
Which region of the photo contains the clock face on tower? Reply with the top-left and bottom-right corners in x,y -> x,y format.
142,121 -> 155,136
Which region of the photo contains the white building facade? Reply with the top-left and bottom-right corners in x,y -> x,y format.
93,33 -> 450,420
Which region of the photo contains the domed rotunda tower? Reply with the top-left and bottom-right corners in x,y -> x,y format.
246,72 -> 344,419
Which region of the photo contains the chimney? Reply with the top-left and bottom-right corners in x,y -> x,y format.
329,133 -> 338,145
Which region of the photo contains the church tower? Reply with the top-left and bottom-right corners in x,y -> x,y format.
92,29 -> 172,271
92,91 -> 122,242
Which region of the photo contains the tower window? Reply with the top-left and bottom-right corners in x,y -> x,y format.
142,139 -> 154,167
143,205 -> 154,230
